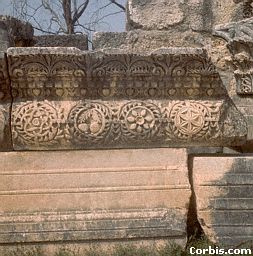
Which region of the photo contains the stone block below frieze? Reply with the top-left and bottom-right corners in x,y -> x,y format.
0,148 -> 190,246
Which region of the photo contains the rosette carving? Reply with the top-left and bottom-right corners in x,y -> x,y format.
119,101 -> 162,141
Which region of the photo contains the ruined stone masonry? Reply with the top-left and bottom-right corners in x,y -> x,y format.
7,47 -> 246,150
0,1 -> 252,254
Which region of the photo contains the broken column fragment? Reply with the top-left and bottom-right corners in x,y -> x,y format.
7,47 -> 247,150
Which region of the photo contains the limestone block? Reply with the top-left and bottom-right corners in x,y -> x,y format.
7,47 -> 247,150
34,34 -> 88,50
0,16 -> 33,47
93,30 -> 212,51
0,148 -> 190,245
0,52 -> 12,151
127,0 -> 244,32
127,0 -> 185,30
193,156 -> 253,246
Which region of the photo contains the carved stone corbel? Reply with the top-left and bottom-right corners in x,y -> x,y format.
215,17 -> 253,94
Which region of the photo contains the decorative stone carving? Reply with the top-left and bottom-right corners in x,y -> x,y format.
7,47 -> 247,150
12,101 -> 62,146
215,18 -> 253,95
214,17 -> 253,144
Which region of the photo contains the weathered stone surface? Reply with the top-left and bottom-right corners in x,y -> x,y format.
0,148 -> 190,245
93,30 -> 213,51
193,156 -> 253,245
0,52 -> 12,151
127,0 -> 244,32
34,34 -> 88,50
0,15 -> 33,47
7,47 -> 247,150
214,18 -> 253,145
127,0 -> 185,30
0,22 -> 10,51
215,18 -> 253,95
233,0 -> 253,18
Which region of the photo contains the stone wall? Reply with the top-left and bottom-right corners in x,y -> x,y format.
0,0 -> 253,254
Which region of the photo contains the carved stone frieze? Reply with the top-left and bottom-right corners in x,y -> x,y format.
7,48 -> 228,100
215,18 -> 253,95
11,99 -> 246,150
7,47 -> 247,150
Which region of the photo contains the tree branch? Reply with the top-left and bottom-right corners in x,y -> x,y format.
109,0 -> 125,11
73,0 -> 89,24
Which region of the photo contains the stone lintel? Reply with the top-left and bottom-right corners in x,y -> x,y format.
6,47 -> 247,150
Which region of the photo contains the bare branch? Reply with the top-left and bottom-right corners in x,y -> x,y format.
109,0 -> 126,11
73,0 -> 89,24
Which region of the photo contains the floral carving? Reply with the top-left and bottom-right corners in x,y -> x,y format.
120,102 -> 162,141
12,101 -> 62,146
126,107 -> 155,133
67,102 -> 112,144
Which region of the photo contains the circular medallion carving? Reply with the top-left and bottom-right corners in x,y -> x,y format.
12,102 -> 59,144
67,102 -> 112,143
168,101 -> 213,139
120,102 -> 161,141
